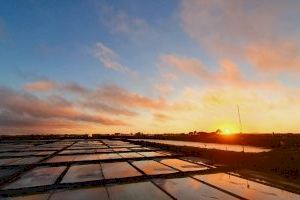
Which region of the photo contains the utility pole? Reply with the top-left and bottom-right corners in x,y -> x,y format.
237,105 -> 244,152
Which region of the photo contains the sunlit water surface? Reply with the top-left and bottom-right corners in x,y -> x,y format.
131,139 -> 271,153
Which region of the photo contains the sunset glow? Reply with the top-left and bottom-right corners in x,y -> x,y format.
1,2 -> 300,200
223,129 -> 231,135
0,1 -> 300,134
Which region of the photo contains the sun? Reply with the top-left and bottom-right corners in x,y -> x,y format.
217,123 -> 239,135
224,128 -> 231,135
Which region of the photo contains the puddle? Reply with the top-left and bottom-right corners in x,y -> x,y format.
61,164 -> 103,183
0,158 -> 21,166
107,181 -> 172,200
12,157 -> 42,165
4,166 -> 66,189
159,159 -> 207,172
98,153 -> 121,160
73,154 -> 99,162
193,173 -> 300,200
119,152 -> 144,158
153,177 -> 238,200
4,193 -> 50,200
132,160 -> 178,175
101,162 -> 142,179
49,187 -> 109,200
45,155 -> 76,163
138,152 -> 164,157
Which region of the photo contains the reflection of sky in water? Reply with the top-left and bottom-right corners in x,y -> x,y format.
107,182 -> 171,200
132,160 -> 178,175
61,164 -> 103,183
159,158 -> 207,172
119,152 -> 144,158
154,177 -> 238,200
50,187 -> 109,200
4,166 -> 66,189
132,139 -> 270,153
193,173 -> 300,200
138,151 -> 164,157
101,162 -> 142,179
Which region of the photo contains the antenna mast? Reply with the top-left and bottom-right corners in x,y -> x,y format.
237,105 -> 242,133
237,105 -> 244,152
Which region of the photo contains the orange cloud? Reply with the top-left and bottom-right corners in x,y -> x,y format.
0,87 -> 129,129
160,54 -> 209,78
153,113 -> 173,122
0,111 -> 90,134
5,74 -> 300,134
24,80 -> 56,92
160,54 -> 286,90
154,83 -> 173,95
24,80 -> 168,113
95,84 -> 167,110
246,40 -> 300,72
24,80 -> 89,94
180,0 -> 300,73
80,101 -> 137,116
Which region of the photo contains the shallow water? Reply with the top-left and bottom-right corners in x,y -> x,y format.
153,177 -> 238,200
107,181 -> 172,200
131,139 -> 270,153
5,193 -> 50,200
132,160 -> 178,175
193,173 -> 300,200
45,155 -> 76,163
119,152 -> 144,158
49,187 -> 108,200
159,158 -> 207,172
4,166 -> 65,189
61,164 -> 103,183
138,151 -> 165,157
101,162 -> 142,179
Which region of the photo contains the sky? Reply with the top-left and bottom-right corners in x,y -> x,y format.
0,0 -> 300,134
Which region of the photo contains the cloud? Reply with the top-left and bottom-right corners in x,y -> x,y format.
23,79 -> 168,114
24,80 -> 90,95
93,42 -> 137,76
162,73 -> 178,81
24,80 -> 57,91
80,100 -> 138,116
0,110 -> 85,130
0,86 -> 129,128
98,3 -> 155,41
160,54 -> 209,78
153,113 -> 172,122
246,40 -> 300,73
94,42 -> 125,71
25,79 -> 167,111
160,54 -> 285,90
95,84 -> 167,110
180,0 -> 300,73
0,111 -> 89,134
154,83 -> 173,95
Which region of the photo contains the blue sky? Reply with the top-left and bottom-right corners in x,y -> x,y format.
1,0 -> 300,134
0,0 -> 197,91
